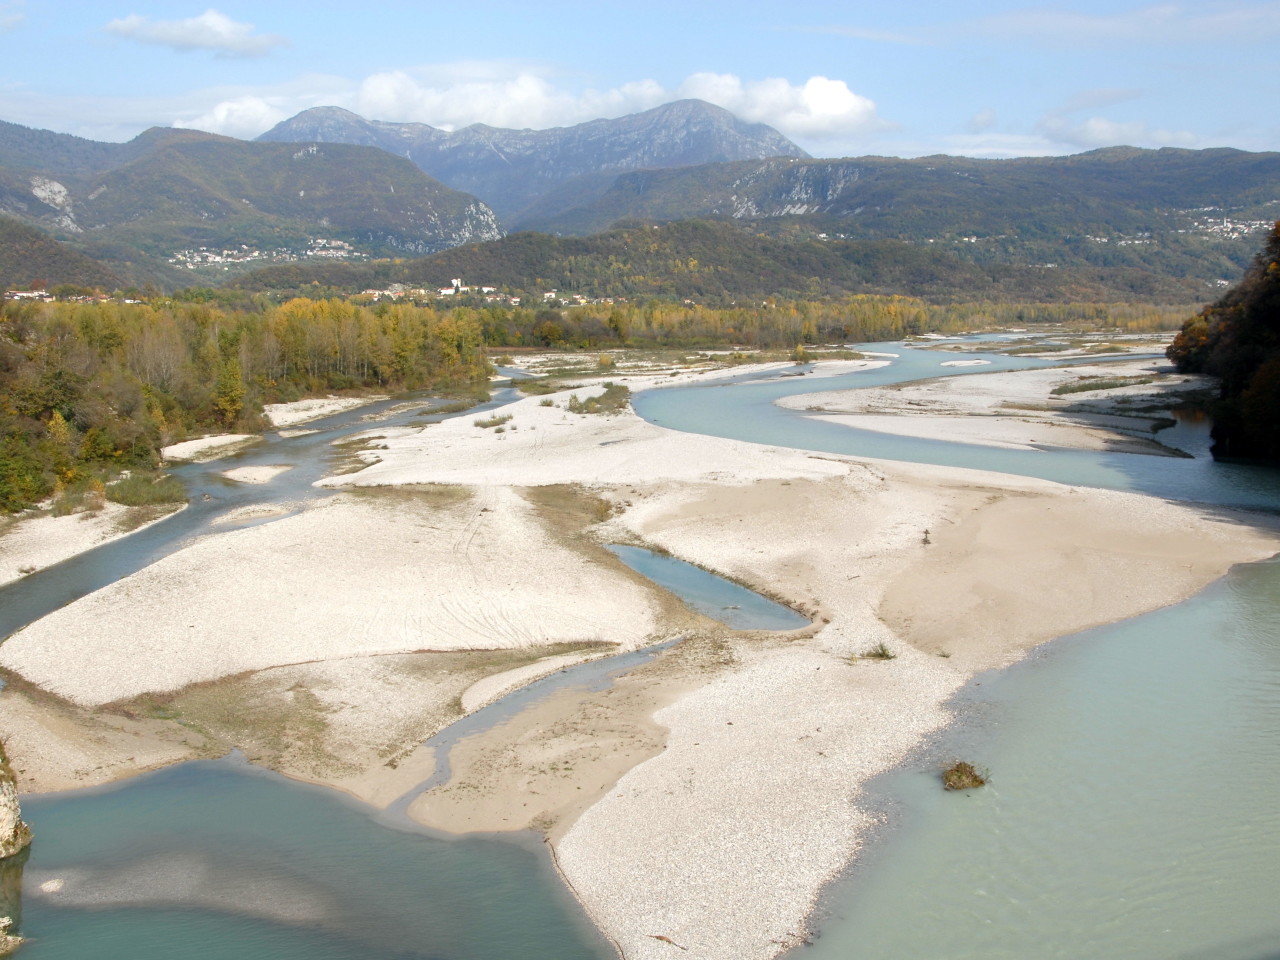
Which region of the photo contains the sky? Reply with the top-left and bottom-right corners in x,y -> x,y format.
2,1 -> 1277,159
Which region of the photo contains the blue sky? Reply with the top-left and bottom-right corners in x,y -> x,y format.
2,1 -> 1277,158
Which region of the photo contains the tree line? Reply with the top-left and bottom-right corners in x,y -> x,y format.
0,297 -> 488,511
466,296 -> 1189,350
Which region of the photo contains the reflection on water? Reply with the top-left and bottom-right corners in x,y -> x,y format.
0,846 -> 26,937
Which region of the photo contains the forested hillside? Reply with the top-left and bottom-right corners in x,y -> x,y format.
0,215 -> 122,290
0,120 -> 501,285
508,148 -> 1279,293
1168,222 -> 1280,460
232,219 -> 1207,304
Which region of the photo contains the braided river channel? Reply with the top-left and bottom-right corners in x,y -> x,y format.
4,340 -> 1279,959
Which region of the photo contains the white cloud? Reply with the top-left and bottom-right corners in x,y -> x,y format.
352,69 -> 660,130
676,74 -> 884,140
1038,114 -> 1199,149
791,24 -> 929,46
1032,89 -> 1199,150
966,108 -> 998,134
8,58 -> 887,154
937,132 -> 1068,159
169,63 -> 886,148
975,2 -> 1280,45
175,95 -> 291,140
104,8 -> 286,57
0,1 -> 25,32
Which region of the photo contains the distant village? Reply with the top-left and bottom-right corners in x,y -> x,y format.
3,274 -> 624,308
168,237 -> 364,269
357,279 -> 622,308
3,289 -> 142,304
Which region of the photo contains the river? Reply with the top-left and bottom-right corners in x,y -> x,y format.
631,344 -> 1280,960
5,342 -> 1280,958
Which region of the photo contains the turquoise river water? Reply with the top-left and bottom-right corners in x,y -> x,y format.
632,344 -> 1280,960
4,341 -> 1279,958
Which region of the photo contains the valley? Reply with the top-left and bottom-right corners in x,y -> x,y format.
2,75 -> 1280,960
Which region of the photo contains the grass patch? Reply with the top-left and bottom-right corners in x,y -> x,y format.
115,503 -> 180,533
998,343 -> 1065,355
48,478 -> 103,515
567,382 -> 631,415
349,483 -> 473,510
539,364 -> 596,378
517,379 -> 581,396
429,399 -> 479,415
854,641 -> 897,661
474,413 -> 513,429
522,484 -> 619,542
1051,376 -> 1154,395
942,760 -> 988,791
107,471 -> 187,506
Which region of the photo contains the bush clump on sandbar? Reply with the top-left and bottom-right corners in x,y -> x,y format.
567,383 -> 631,415
942,761 -> 987,791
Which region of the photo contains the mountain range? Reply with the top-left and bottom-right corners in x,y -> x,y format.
256,99 -> 808,224
2,99 -> 1278,300
0,119 -> 501,287
257,103 -> 1280,292
515,147 -> 1280,237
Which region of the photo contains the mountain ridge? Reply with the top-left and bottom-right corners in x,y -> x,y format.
0,119 -> 502,285
257,99 -> 809,221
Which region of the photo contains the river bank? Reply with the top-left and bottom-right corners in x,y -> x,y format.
2,359 -> 1277,959
0,396 -> 390,591
0,502 -> 185,590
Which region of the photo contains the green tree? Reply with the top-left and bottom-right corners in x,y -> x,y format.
213,355 -> 245,426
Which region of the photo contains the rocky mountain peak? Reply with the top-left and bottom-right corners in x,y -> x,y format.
258,99 -> 808,222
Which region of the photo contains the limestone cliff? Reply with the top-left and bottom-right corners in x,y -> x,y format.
0,748 -> 30,860
0,747 -> 26,957
0,916 -> 21,958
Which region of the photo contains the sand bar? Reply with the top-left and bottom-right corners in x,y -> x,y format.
0,487 -> 661,706
778,359 -> 1210,454
264,395 -> 386,427
316,378 -> 1279,957
161,434 -> 260,462
220,464 -> 293,484
323,382 -> 854,490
